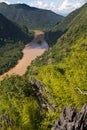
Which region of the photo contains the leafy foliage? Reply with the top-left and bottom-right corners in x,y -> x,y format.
25,3 -> 87,129
0,3 -> 87,130
0,42 -> 24,75
0,76 -> 41,130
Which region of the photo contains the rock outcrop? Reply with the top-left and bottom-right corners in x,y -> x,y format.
30,77 -> 87,130
51,104 -> 87,130
0,114 -> 15,129
30,77 -> 57,111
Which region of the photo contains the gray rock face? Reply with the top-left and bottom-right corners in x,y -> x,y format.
0,114 -> 15,129
51,104 -> 87,130
30,77 -> 57,111
30,77 -> 87,130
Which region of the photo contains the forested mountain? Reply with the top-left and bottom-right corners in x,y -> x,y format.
28,3 -> 87,67
26,3 -> 87,129
0,13 -> 32,44
0,2 -> 64,30
0,13 -> 33,74
45,3 -> 87,46
0,3 -> 87,130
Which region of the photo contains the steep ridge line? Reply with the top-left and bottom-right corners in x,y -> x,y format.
0,30 -> 48,80
30,77 -> 57,111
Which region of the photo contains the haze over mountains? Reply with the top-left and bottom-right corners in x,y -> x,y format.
0,2 -> 87,130
0,2 -> 64,30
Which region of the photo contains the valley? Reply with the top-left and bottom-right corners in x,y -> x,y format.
0,30 -> 48,80
0,2 -> 87,130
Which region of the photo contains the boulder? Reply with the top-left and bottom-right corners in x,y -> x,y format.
51,104 -> 87,130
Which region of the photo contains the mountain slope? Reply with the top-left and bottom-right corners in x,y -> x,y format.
0,2 -> 64,30
0,13 -> 32,44
0,13 -> 33,74
45,3 -> 87,46
0,3 -> 87,130
26,3 -> 87,127
25,4 -> 87,128
32,3 -> 87,66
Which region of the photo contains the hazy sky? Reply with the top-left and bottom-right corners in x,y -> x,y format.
0,0 -> 87,15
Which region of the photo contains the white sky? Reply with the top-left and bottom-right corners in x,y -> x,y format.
0,0 -> 87,16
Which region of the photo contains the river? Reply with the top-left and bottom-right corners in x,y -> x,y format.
0,30 -> 48,80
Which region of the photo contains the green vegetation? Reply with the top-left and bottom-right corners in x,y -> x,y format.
29,3 -> 87,66
0,3 -> 87,130
0,42 -> 24,75
0,13 -> 32,43
45,3 -> 87,46
0,76 -> 41,130
0,2 -> 64,30
0,13 -> 33,75
30,63 -> 87,107
26,3 -> 87,128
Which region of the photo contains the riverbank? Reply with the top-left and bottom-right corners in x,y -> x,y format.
0,30 -> 48,80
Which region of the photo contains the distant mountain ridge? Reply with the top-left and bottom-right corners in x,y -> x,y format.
0,3 -> 87,130
31,3 -> 87,66
0,2 -> 64,30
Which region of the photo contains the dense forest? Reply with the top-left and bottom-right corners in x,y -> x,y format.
0,3 -> 87,130
0,13 -> 33,75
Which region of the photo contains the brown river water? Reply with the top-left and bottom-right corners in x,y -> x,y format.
0,30 -> 48,80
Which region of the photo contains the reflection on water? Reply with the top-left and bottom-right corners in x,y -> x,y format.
0,30 -> 48,80
28,41 -> 48,49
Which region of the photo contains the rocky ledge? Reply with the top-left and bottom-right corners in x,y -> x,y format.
30,77 -> 57,111
51,104 -> 87,130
